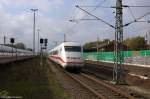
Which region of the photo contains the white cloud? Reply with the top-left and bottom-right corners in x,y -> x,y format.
0,0 -> 64,13
0,0 -> 149,50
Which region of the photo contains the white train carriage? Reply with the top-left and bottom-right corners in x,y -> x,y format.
49,42 -> 84,70
0,44 -> 15,57
0,44 -> 33,58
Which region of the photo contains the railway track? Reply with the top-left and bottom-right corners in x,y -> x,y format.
50,61 -> 136,99
68,73 -> 136,99
48,60 -> 99,99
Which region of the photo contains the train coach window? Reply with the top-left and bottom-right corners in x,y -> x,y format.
65,46 -> 81,52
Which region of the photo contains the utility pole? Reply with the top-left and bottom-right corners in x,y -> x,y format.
113,0 -> 125,84
145,32 -> 148,45
4,36 -> 6,45
97,36 -> 99,53
64,34 -> 66,42
31,9 -> 38,55
97,36 -> 99,60
149,30 -> 150,45
37,29 -> 40,54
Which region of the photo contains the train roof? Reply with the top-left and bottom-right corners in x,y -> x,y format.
61,42 -> 81,46
49,41 -> 81,52
0,44 -> 32,53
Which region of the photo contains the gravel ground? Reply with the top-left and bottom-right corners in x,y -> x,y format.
83,62 -> 150,99
48,60 -> 99,99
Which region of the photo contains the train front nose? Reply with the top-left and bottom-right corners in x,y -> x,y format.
65,53 -> 84,66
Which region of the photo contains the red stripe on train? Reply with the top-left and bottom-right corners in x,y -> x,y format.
49,55 -> 83,64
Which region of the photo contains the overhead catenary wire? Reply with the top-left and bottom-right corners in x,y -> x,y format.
76,5 -> 115,28
57,1 -> 107,43
79,5 -> 150,8
128,7 -> 136,21
74,4 -> 150,29
70,1 -> 150,43
123,5 -> 150,8
68,0 -> 109,40
123,11 -> 150,27
69,0 -> 108,23
79,5 -> 112,8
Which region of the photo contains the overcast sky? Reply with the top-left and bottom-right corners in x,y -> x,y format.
0,0 -> 150,50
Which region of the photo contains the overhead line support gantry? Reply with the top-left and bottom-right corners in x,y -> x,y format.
70,0 -> 150,84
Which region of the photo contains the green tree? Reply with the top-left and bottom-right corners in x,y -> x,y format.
14,43 -> 26,49
83,39 -> 111,49
124,36 -> 146,50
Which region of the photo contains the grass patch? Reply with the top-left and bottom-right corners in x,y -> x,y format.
45,59 -> 70,99
0,57 -> 70,99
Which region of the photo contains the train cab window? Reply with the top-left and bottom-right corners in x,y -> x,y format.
53,50 -> 58,55
65,46 -> 81,52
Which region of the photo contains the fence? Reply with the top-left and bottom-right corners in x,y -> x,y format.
83,50 -> 150,65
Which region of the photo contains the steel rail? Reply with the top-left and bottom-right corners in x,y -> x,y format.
51,62 -> 105,99
82,74 -> 136,99
65,72 -> 106,99
49,59 -> 137,99
53,63 -> 136,99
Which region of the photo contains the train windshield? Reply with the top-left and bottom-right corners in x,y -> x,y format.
65,46 -> 81,52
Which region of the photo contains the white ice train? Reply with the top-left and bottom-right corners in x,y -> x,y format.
0,44 -> 33,57
48,42 -> 84,70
